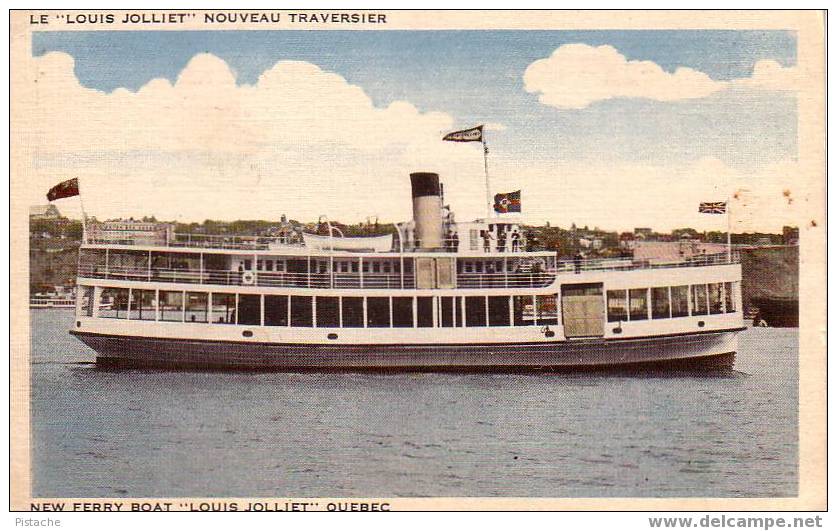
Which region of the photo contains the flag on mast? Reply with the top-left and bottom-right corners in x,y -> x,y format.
46,178 -> 80,202
494,190 -> 521,213
698,201 -> 726,214
442,125 -> 483,142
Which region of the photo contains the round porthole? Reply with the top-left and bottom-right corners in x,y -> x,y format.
242,330 -> 253,338
697,321 -> 705,328
327,333 -> 338,340
76,321 -> 81,328
613,327 -> 622,334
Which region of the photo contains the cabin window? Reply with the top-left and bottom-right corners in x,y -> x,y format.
341,297 -> 364,328
670,285 -> 690,318
382,262 -> 391,274
372,262 -> 381,273
130,289 -> 157,321
275,260 -> 286,273
80,286 -> 94,317
316,297 -> 340,328
724,282 -> 736,313
159,290 -> 184,322
264,295 -> 289,326
514,295 -> 535,326
238,295 -> 261,326
536,295 -> 559,325
417,297 -> 434,327
367,297 -> 390,328
243,259 -> 252,270
691,284 -> 709,315
606,290 -> 628,322
351,261 -> 359,273
651,287 -> 671,319
628,288 -> 648,321
99,287 -> 129,319
184,292 -> 208,323
488,296 -> 511,326
266,260 -> 274,272
439,297 -> 455,327
392,297 -> 414,328
708,283 -> 724,314
290,296 -> 313,327
211,293 -> 236,324
465,296 -> 487,327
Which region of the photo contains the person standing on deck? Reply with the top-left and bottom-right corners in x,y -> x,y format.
510,229 -> 521,252
482,230 -> 494,253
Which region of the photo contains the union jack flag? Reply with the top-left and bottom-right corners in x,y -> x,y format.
698,201 -> 726,214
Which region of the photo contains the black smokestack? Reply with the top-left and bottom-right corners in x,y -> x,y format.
410,172 -> 441,198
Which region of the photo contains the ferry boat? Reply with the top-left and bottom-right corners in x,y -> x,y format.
69,172 -> 744,370
31,290 -> 76,309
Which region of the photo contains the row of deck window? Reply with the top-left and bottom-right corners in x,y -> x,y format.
606,282 -> 737,323
85,287 -> 559,328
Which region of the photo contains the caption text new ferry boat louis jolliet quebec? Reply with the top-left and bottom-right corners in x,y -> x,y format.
69,171 -> 744,371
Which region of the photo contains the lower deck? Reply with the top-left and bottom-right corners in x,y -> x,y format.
75,274 -> 743,342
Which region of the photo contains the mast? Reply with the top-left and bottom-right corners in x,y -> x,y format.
482,136 -> 491,219
77,178 -> 88,243
726,195 -> 732,263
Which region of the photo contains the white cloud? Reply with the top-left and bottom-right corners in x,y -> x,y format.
523,44 -> 800,110
16,51 -> 808,232
732,59 -> 802,92
17,52 -> 489,223
523,44 -> 724,109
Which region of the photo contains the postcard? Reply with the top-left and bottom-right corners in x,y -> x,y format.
9,9 -> 826,512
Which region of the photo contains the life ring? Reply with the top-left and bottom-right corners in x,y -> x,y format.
241,271 -> 256,285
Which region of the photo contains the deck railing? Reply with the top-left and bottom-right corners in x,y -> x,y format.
78,264 -> 551,290
77,252 -> 738,289
554,250 -> 739,273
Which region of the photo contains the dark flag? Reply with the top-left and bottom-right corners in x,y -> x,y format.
443,125 -> 483,142
494,190 -> 521,213
46,178 -> 79,202
698,201 -> 727,214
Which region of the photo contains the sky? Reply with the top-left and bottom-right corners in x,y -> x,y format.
21,29 -> 802,232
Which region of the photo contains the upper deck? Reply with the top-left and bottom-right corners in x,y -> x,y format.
78,231 -> 740,291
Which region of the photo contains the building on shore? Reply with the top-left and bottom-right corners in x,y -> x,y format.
29,204 -> 61,220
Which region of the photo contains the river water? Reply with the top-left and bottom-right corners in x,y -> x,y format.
30,310 -> 797,498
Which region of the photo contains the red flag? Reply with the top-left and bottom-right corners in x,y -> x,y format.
46,178 -> 79,202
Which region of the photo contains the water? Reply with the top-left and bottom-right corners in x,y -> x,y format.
30,311 -> 798,498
